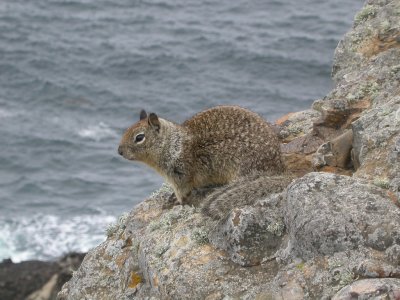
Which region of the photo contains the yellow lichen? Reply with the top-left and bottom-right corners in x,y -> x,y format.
128,272 -> 142,288
296,262 -> 305,271
373,177 -> 390,189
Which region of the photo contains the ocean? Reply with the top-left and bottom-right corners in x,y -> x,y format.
0,0 -> 363,262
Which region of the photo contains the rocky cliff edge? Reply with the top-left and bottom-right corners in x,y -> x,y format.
58,0 -> 400,299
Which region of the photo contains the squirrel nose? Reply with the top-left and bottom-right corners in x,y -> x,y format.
118,146 -> 124,156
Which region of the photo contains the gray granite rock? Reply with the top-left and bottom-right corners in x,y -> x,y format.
208,193 -> 286,267
352,96 -> 400,186
58,172 -> 400,299
283,173 -> 400,260
333,278 -> 400,300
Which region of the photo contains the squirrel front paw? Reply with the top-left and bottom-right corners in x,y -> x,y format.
162,193 -> 180,209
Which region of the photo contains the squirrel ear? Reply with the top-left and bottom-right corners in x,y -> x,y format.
148,113 -> 161,131
140,110 -> 147,120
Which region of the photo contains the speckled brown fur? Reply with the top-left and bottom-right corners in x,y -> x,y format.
118,105 -> 285,204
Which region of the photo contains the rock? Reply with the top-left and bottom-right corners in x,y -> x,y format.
283,172 -> 400,259
276,109 -> 321,143
313,130 -> 353,169
0,253 -> 84,300
58,172 -> 400,299
355,259 -> 400,279
208,193 -> 286,267
0,259 -> 59,300
333,278 -> 400,300
352,96 -> 400,184
57,237 -> 138,300
27,274 -> 59,300
276,109 -> 324,176
281,0 -> 400,177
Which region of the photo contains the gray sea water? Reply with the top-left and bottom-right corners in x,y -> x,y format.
0,0 -> 363,262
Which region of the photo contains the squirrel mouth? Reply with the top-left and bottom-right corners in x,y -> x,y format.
117,145 -> 136,161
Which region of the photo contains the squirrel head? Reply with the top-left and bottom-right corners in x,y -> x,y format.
118,110 -> 162,163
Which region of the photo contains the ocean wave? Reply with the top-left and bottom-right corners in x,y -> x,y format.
0,214 -> 116,262
77,122 -> 118,141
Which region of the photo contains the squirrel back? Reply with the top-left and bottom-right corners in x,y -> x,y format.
118,105 -> 285,204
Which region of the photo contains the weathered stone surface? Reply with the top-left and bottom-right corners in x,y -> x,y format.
313,130 -> 353,169
283,172 -> 400,260
352,96 -> 400,189
276,109 -> 321,143
0,259 -> 59,300
57,236 -> 137,300
58,172 -> 400,299
281,0 -> 400,177
332,278 -> 400,300
208,194 -> 286,267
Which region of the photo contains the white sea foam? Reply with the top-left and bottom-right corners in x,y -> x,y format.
78,122 -> 117,141
0,214 -> 116,262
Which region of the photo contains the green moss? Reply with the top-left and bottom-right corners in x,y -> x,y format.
148,207 -> 194,232
346,93 -> 357,102
118,213 -> 129,225
328,258 -> 342,269
354,5 -> 378,25
296,262 -> 305,271
191,228 -> 209,245
328,258 -> 355,287
347,82 -> 380,101
131,239 -> 140,253
154,245 -> 169,257
380,107 -> 392,116
390,65 -> 400,76
380,20 -> 391,32
373,177 -> 390,189
312,100 -> 324,112
364,82 -> 380,97
148,217 -> 172,232
106,223 -> 118,237
267,221 -> 285,237
286,124 -> 302,136
339,269 -> 355,287
106,213 -> 129,237
150,183 -> 174,199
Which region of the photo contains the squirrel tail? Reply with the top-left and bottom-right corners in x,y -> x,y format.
201,173 -> 294,220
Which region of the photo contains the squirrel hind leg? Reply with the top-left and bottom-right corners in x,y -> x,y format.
162,186 -> 219,209
161,190 -> 192,209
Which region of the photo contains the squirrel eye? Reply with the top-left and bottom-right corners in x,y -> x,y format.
134,133 -> 145,143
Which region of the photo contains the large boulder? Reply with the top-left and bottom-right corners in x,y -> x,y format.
58,173 -> 400,299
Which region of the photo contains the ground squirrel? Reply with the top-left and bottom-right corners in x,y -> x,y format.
118,105 -> 285,205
